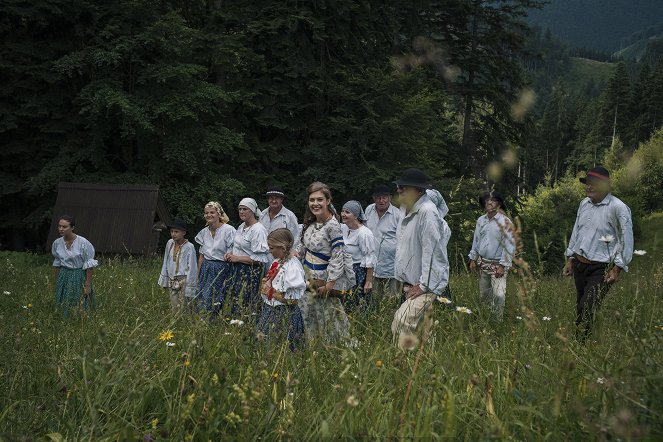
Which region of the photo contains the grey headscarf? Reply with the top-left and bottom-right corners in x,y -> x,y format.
342,200 -> 367,222
238,197 -> 262,218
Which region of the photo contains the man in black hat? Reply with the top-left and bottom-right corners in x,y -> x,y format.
468,191 -> 515,321
259,185 -> 300,254
390,168 -> 450,348
563,166 -> 633,338
365,184 -> 403,299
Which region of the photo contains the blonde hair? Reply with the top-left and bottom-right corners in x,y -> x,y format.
267,228 -> 294,264
203,201 -> 230,224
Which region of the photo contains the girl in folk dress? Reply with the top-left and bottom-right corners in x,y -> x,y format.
51,215 -> 98,317
299,182 -> 355,344
223,198 -> 270,316
340,200 -> 377,313
257,228 -> 306,350
195,202 -> 235,314
158,219 -> 197,312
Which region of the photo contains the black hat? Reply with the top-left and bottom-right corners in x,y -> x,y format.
479,191 -> 507,211
266,185 -> 286,198
393,168 -> 431,189
579,166 -> 611,185
371,184 -> 392,196
167,219 -> 189,232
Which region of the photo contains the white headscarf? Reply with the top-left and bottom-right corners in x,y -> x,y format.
426,189 -> 449,218
238,197 -> 262,218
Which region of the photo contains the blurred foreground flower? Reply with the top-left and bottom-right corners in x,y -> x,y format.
455,306 -> 472,314
633,250 -> 647,256
436,296 -> 452,304
159,330 -> 174,341
542,316 -> 551,321
230,319 -> 244,326
346,395 -> 359,407
599,235 -> 614,244
3,291 -> 10,295
398,333 -> 420,351
166,342 -> 176,347
597,377 -> 606,385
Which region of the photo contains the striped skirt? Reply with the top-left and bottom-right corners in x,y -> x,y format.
256,303 -> 305,351
222,262 -> 264,317
344,263 -> 373,313
55,267 -> 96,317
197,259 -> 232,313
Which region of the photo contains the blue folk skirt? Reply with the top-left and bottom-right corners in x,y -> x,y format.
55,267 -> 96,317
197,259 -> 232,313
344,263 -> 373,313
222,262 -> 264,317
256,303 -> 305,351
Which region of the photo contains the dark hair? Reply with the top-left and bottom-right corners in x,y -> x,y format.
301,182 -> 336,243
58,215 -> 76,228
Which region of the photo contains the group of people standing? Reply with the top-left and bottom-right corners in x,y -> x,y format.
51,165 -> 634,346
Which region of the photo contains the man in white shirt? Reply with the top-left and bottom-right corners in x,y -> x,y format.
562,166 -> 633,338
390,169 -> 450,348
259,185 -> 300,262
365,185 -> 402,300
468,191 -> 515,321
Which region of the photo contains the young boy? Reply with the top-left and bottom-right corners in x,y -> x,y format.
158,219 -> 198,312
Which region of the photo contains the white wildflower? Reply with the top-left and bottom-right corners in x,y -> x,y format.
166,341 -> 176,347
229,319 -> 244,326
542,316 -> 551,321
516,316 -> 523,320
597,377 -> 605,384
633,250 -> 647,256
3,291 -> 10,295
436,296 -> 452,304
455,306 -> 472,314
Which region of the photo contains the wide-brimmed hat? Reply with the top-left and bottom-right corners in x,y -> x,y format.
479,191 -> 507,211
167,219 -> 189,232
371,184 -> 393,197
393,168 -> 431,189
266,185 -> 286,198
579,166 -> 611,185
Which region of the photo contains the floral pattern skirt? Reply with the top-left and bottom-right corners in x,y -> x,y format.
55,267 -> 96,317
256,303 -> 305,351
222,262 -> 264,318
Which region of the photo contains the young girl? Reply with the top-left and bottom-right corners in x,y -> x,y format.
158,219 -> 197,313
340,200 -> 377,312
195,201 -> 235,314
51,215 -> 98,317
257,228 -> 306,350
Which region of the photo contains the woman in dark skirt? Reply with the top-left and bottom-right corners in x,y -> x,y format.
194,201 -> 235,314
257,228 -> 306,350
340,200 -> 376,313
223,198 -> 269,317
51,215 -> 98,317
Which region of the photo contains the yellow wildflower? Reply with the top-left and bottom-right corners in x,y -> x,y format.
151,418 -> 159,429
375,360 -> 383,368
27,303 -> 33,308
159,329 -> 174,341
184,360 -> 191,367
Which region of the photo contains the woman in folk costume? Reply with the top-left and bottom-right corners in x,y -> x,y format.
51,215 -> 98,317
257,228 -> 306,350
340,200 -> 377,313
158,219 -> 197,313
223,198 -> 270,317
195,202 -> 235,314
298,182 -> 355,344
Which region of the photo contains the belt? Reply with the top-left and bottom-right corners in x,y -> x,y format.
573,254 -> 603,265
304,260 -> 328,271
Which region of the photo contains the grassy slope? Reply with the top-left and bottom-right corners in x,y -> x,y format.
1,215 -> 662,439
562,57 -> 616,92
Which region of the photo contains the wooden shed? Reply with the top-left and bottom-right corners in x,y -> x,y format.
46,182 -> 171,255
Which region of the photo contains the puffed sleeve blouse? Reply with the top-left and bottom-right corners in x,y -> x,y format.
52,236 -> 98,270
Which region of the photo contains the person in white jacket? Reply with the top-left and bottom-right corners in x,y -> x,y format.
391,169 -> 450,348
158,219 -> 197,313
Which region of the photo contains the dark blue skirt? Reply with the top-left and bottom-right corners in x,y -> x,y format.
222,262 -> 264,317
344,263 -> 373,313
256,303 -> 305,351
197,259 -> 232,313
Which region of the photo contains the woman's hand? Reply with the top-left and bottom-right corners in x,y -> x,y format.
364,279 -> 373,292
83,282 -> 92,297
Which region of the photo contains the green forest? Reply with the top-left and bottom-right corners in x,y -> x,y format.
2,0 -> 663,268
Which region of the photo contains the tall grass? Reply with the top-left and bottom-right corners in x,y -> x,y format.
1,244 -> 662,440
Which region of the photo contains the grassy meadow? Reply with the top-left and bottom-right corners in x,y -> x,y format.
2,214 -> 663,440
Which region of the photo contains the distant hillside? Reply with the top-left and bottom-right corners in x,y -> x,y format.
562,57 -> 616,91
614,22 -> 663,61
527,0 -> 663,52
